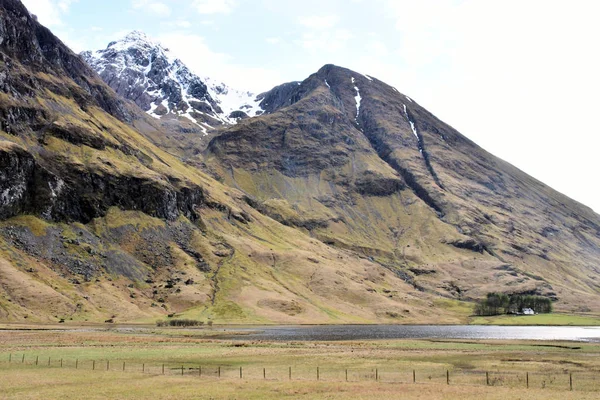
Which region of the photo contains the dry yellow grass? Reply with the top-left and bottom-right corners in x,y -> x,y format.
0,326 -> 599,398
1,368 -> 598,400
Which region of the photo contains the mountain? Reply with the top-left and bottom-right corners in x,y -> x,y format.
204,64 -> 600,312
0,0 -> 462,324
81,31 -> 263,135
0,0 -> 599,324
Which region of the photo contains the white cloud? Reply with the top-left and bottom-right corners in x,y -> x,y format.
51,28 -> 88,52
297,15 -> 340,30
296,29 -> 353,53
381,0 -> 600,211
157,33 -> 281,92
175,20 -> 192,28
192,0 -> 236,15
57,0 -> 76,12
295,14 -> 351,53
266,37 -> 282,45
21,0 -> 77,27
368,40 -> 389,57
132,0 -> 171,16
161,19 -> 192,29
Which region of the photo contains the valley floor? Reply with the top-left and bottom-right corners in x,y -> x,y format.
469,313 -> 600,326
1,370 -> 599,400
1,325 -> 600,398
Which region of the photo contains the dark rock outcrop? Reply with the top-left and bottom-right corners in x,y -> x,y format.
0,0 -> 130,122
255,81 -> 302,113
0,142 -> 60,219
443,238 -> 489,254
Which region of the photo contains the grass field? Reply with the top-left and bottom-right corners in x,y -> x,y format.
0,324 -> 599,399
1,369 -> 599,400
470,313 -> 600,326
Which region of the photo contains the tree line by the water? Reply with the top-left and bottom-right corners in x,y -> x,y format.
474,292 -> 553,316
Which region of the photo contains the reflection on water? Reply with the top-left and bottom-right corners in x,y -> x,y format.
220,325 -> 600,342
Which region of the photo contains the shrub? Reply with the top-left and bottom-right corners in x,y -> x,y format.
156,319 -> 204,327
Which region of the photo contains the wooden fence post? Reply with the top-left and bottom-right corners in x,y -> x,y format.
413,369 -> 416,383
48,357 -> 51,366
35,356 -> 38,366
345,369 -> 348,382
375,368 -> 378,381
142,363 -> 145,373
107,360 -> 109,371
8,354 -> 11,362
199,366 -> 201,377
22,354 -> 25,363
218,366 -> 221,378
92,360 -> 95,370
446,370 -> 449,385
486,371 -> 489,386
289,366 -> 291,380
263,368 -> 266,380
317,366 -> 320,381
526,372 -> 529,388
60,358 -> 63,368
181,365 -> 184,376
123,362 -> 125,371
240,366 -> 242,379
162,364 -> 164,375
76,359 -> 78,369
570,373 -> 573,391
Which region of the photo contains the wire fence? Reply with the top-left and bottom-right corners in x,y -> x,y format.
2,353 -> 599,392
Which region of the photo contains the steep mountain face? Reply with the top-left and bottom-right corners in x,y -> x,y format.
206,64 -> 600,312
81,32 -> 263,135
1,0 -> 467,325
0,4 -> 206,224
0,3 -> 130,125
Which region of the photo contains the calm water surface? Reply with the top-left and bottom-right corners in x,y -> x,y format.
220,325 -> 600,342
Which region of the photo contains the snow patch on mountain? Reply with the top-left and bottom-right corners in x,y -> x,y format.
352,77 -> 361,120
81,31 -> 262,130
204,76 -> 263,120
403,104 -> 418,139
404,103 -> 423,154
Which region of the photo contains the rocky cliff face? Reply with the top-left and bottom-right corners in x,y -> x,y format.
0,141 -> 60,219
0,0 -> 130,123
81,32 -> 263,134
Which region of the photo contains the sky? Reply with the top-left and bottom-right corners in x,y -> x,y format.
21,0 -> 600,213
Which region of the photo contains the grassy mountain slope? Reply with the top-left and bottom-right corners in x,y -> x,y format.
0,0 -> 474,324
204,65 -> 600,314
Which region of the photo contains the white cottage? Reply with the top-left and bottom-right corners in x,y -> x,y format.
522,308 -> 535,315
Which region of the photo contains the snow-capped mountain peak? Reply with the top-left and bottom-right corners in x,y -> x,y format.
81,31 -> 263,133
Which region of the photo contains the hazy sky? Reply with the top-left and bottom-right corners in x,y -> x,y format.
22,0 -> 600,212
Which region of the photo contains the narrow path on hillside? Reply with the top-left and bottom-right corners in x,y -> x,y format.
210,242 -> 235,305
